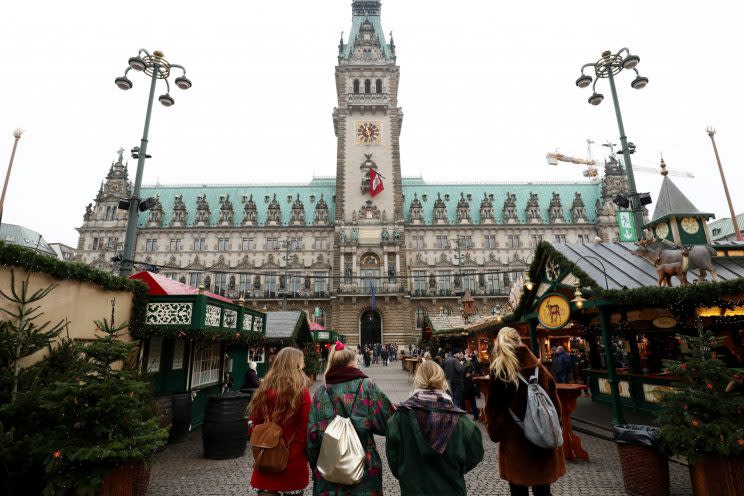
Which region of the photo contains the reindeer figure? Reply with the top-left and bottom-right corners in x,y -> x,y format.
548,304 -> 561,323
656,249 -> 689,287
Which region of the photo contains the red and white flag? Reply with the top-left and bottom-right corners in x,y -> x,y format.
369,168 -> 384,197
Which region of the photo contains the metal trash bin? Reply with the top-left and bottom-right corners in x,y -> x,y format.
614,424 -> 669,496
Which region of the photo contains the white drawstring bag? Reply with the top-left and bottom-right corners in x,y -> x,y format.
316,382 -> 366,485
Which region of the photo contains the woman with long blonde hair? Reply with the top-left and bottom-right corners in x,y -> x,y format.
307,341 -> 394,495
248,347 -> 311,496
386,360 -> 483,495
485,327 -> 565,496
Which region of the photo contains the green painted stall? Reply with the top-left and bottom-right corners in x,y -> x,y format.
131,271 -> 266,433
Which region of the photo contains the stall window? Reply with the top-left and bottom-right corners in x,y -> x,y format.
248,347 -> 265,364
147,337 -> 162,373
172,339 -> 185,370
191,345 -> 221,388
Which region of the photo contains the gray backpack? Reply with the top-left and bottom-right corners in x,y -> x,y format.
508,366 -> 563,449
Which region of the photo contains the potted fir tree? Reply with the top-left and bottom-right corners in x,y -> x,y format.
34,319 -> 168,496
657,331 -> 744,496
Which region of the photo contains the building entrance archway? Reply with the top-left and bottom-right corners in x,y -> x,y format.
360,310 -> 382,346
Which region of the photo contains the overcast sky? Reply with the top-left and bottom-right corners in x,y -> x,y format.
2,0 -> 743,246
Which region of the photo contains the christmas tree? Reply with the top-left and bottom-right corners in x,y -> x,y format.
658,331 -> 744,462
33,319 -> 168,495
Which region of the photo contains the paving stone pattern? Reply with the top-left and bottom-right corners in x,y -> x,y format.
148,363 -> 693,496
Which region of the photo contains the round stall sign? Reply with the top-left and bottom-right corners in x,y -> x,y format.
537,293 -> 571,331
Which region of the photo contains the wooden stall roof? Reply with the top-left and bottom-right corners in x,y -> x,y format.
551,242 -> 744,291
265,311 -> 312,344
428,313 -> 506,337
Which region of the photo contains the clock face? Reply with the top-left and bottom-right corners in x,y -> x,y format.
681,217 -> 700,234
654,222 -> 669,240
355,121 -> 382,145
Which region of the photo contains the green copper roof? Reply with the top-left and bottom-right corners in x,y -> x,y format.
402,180 -> 602,224
138,178 -> 602,227
139,182 -> 336,227
340,1 -> 394,60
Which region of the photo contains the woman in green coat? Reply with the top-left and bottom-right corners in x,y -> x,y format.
307,341 -> 394,496
386,360 -> 484,496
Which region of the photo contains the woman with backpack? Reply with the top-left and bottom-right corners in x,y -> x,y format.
307,341 -> 394,495
247,347 -> 312,496
486,327 -> 565,496
386,360 -> 484,496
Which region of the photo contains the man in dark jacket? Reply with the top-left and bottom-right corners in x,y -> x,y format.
244,362 -> 260,389
442,351 -> 465,409
553,346 -> 571,383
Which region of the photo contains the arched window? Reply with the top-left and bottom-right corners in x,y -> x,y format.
364,79 -> 371,94
353,79 -> 360,94
375,79 -> 382,94
442,307 -> 452,316
415,308 -> 428,329
491,306 -> 500,316
363,49 -> 372,60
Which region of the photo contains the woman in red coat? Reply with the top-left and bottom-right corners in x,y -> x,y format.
486,327 -> 566,496
247,347 -> 311,496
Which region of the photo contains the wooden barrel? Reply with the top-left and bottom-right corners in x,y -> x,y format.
202,392 -> 251,460
169,393 -> 192,443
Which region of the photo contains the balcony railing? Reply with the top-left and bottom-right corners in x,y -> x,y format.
411,287 -> 511,298
347,93 -> 389,107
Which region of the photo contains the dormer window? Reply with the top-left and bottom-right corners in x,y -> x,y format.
363,49 -> 372,61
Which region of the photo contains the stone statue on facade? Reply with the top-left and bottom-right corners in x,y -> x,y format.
381,227 -> 390,240
392,227 -> 400,240
84,203 -> 93,221
351,228 -> 359,242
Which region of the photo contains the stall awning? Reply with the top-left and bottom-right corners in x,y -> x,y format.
130,271 -> 233,303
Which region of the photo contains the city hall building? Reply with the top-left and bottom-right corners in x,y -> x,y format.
76,1 -> 627,346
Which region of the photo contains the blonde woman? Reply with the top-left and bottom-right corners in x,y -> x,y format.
485,327 -> 565,496
386,360 -> 484,496
307,341 -> 394,495
247,347 -> 311,496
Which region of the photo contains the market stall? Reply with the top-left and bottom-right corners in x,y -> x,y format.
260,310 -> 314,377
130,271 -> 266,432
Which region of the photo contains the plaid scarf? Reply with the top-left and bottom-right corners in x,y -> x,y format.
398,390 -> 465,454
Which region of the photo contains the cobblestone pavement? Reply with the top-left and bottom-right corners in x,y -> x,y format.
148,362 -> 693,496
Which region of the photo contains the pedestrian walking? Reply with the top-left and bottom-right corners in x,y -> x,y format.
247,347 -> 312,496
307,341 -> 394,495
443,350 -> 465,409
486,327 -> 565,496
363,347 -> 371,368
463,357 -> 480,421
552,346 -> 571,384
386,360 -> 484,496
381,346 -> 389,366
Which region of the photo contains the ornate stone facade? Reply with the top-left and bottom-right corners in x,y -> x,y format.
75,1 -> 621,346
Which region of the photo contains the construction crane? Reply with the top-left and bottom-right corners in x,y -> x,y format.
546,139 -> 695,179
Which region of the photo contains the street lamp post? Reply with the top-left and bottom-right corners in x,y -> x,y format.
576,49 -> 649,240
452,235 -> 468,295
0,129 -> 24,226
115,49 -> 191,277
278,239 -> 299,310
705,128 -> 743,242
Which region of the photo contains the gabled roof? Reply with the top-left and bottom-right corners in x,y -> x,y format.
550,242 -> 744,290
265,310 -> 311,342
129,271 -> 233,303
651,176 -> 713,222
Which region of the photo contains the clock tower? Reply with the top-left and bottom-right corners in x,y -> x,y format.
332,0 -> 409,344
334,0 -> 402,223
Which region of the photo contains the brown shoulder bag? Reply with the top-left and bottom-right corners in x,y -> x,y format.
250,420 -> 296,473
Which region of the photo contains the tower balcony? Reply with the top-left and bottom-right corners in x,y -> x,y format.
347,93 -> 389,110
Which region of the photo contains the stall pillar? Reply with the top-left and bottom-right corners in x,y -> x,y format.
528,319 -> 540,358
587,330 -> 601,369
599,307 -> 625,425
